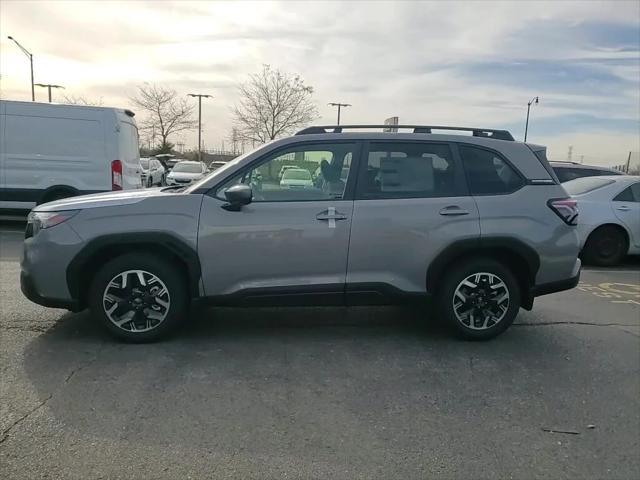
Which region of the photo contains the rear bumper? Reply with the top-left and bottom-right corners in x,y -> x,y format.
531,258 -> 581,298
21,269 -> 80,311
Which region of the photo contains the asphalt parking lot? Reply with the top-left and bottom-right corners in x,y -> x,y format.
1,222 -> 638,479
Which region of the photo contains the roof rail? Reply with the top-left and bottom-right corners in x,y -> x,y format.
295,125 -> 515,141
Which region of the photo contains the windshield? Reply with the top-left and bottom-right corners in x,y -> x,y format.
184,145 -> 265,192
139,158 -> 149,169
283,169 -> 311,180
564,177 -> 615,195
172,163 -> 203,173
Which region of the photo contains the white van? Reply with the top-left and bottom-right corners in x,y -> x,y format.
0,100 -> 142,213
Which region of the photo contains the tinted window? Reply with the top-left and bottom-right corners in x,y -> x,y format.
613,184 -> 640,202
459,145 -> 524,194
216,143 -> 355,202
554,168 -> 586,183
360,143 -> 460,198
564,177 -> 615,195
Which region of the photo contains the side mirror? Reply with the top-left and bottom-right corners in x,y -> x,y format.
223,184 -> 252,211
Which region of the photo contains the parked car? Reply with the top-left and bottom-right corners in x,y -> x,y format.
165,161 -> 208,186
0,100 -> 142,214
550,161 -> 623,183
278,165 -> 298,179
279,168 -> 314,189
140,157 -> 166,187
21,124 -> 580,343
564,175 -> 639,266
209,161 -> 227,171
154,154 -> 176,171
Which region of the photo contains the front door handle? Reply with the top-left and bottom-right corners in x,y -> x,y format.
439,206 -> 469,216
616,205 -> 631,212
316,207 -> 348,228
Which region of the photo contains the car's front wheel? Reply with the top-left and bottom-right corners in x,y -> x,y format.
88,254 -> 188,342
438,258 -> 520,340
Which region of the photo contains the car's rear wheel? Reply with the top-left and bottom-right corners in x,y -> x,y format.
438,258 -> 520,340
88,253 -> 188,342
582,226 -> 627,266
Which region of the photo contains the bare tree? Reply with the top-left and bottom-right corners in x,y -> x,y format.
233,65 -> 319,144
130,83 -> 196,151
228,126 -> 243,154
62,94 -> 103,106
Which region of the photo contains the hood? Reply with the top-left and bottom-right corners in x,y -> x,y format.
35,188 -> 172,212
168,171 -> 203,180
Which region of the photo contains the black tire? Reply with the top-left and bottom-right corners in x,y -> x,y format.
88,253 -> 188,342
582,226 -> 627,267
437,258 -> 521,340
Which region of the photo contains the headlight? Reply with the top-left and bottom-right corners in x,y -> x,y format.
27,210 -> 79,235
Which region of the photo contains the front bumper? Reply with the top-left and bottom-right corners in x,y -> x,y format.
21,269 -> 79,311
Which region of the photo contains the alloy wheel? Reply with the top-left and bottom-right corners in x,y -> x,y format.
102,269 -> 170,332
452,272 -> 510,330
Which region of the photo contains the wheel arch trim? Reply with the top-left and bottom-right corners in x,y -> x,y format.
66,232 -> 202,306
425,237 -> 540,294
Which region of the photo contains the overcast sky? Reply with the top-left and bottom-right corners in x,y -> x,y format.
1,0 -> 638,165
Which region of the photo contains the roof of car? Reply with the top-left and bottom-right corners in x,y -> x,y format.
550,161 -> 619,171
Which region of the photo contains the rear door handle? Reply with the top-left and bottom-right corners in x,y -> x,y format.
439,206 -> 469,216
616,206 -> 631,212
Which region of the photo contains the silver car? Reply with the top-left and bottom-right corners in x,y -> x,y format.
564,175 -> 640,266
21,125 -> 581,342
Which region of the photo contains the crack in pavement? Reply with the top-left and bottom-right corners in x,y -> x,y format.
516,321 -> 637,327
514,321 -> 639,337
0,346 -> 105,445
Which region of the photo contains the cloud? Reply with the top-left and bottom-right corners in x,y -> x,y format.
1,0 -> 638,164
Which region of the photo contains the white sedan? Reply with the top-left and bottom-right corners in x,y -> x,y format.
565,175 -> 640,266
279,168 -> 314,189
165,161 -> 208,186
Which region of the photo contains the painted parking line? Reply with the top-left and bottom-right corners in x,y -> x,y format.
577,281 -> 640,306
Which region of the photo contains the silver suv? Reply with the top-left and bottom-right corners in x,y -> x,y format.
21,125 -> 581,342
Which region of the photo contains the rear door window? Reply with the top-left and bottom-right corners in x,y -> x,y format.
357,142 -> 463,199
459,145 -> 524,195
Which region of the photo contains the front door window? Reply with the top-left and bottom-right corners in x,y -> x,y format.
216,143 -> 356,202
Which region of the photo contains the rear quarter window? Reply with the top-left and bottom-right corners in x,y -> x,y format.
459,145 -> 524,195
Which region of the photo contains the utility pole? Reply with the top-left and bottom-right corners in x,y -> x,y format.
567,145 -> 573,161
187,93 -> 213,161
35,83 -> 64,103
7,36 -> 35,101
626,151 -> 632,174
524,96 -> 539,142
328,102 -> 351,125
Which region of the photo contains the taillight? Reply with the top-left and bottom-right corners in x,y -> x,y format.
111,160 -> 123,191
548,198 -> 578,225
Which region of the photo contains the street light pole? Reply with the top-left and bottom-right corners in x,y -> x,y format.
524,96 -> 539,142
35,83 -> 64,103
7,36 -> 35,101
187,93 -> 213,161
328,102 -> 351,125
